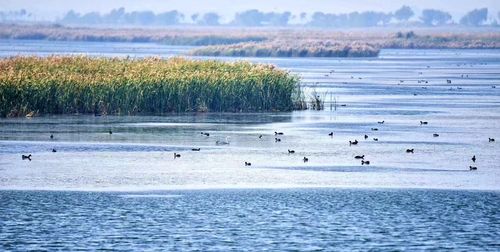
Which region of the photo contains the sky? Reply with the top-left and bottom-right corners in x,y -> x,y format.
2,0 -> 499,22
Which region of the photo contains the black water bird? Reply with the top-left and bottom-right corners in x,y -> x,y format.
52,148 -> 57,153
109,130 -> 112,135
377,121 -> 385,124
245,162 -> 252,166
50,134 -> 54,139
433,133 -> 439,137
275,131 -> 284,135
469,166 -> 477,171
364,134 -> 368,139
328,132 -> 334,137
22,154 -> 32,161
373,138 -> 378,141
259,135 -> 263,139
489,138 -> 495,142
447,79 -> 452,84
371,128 -> 378,131
349,140 -> 359,145
406,149 -> 414,153
275,138 -> 281,142
174,153 -> 181,158
361,160 -> 370,165
303,157 -> 309,162
472,155 -> 476,163
420,121 -> 428,125
191,148 -> 201,151
200,132 -> 210,136
288,149 -> 295,154
354,155 -> 364,159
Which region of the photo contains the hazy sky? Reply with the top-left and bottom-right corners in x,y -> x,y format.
2,0 -> 500,21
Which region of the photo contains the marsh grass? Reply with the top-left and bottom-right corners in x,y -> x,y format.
0,56 -> 302,117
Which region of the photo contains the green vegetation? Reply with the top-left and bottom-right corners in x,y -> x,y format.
0,56 -> 302,117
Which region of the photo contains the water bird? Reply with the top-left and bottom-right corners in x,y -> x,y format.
349,140 -> 359,145
245,162 -> 252,166
354,155 -> 364,159
174,153 -> 181,158
377,121 -> 385,124
492,86 -> 496,88
406,149 -> 414,153
373,138 -> 379,141
364,134 -> 368,139
22,154 -> 32,161
361,160 -> 370,165
216,137 -> 230,145
433,133 -> 439,137
371,128 -> 378,131
109,130 -> 112,135
303,157 -> 309,162
259,135 -> 263,139
275,131 -> 284,135
447,79 -> 452,84
50,134 -> 54,139
288,149 -> 295,154
52,148 -> 57,153
328,132 -> 334,137
191,148 -> 201,151
275,138 -> 281,142
469,166 -> 477,171
340,104 -> 347,107
472,155 -> 476,163
201,132 -> 210,137
489,138 -> 495,142
420,121 -> 428,125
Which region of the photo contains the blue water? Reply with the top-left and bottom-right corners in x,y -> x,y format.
1,189 -> 499,251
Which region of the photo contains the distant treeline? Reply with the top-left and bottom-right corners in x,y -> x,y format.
1,6 -> 499,27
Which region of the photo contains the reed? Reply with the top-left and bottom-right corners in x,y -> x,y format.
0,56 -> 302,117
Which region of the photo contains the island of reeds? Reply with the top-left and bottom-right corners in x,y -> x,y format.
0,56 -> 303,117
190,41 -> 380,57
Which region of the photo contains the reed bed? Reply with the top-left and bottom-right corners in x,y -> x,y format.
0,56 -> 302,117
190,40 -> 380,57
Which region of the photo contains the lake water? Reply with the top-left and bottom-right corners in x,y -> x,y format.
0,39 -> 499,250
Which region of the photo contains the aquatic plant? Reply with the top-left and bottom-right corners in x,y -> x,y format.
0,56 -> 302,116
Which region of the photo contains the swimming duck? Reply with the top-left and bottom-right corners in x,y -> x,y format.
349,140 -> 359,145
472,155 -> 476,163
245,162 -> 252,166
364,134 -> 368,139
371,128 -> 378,131
275,131 -> 284,135
259,135 -> 263,139
469,166 -> 477,171
406,149 -> 414,153
22,154 -> 32,161
50,134 -> 54,139
303,157 -> 309,162
288,149 -> 295,154
361,160 -> 370,165
447,79 -> 452,84
275,138 -> 281,142
354,155 -> 364,159
489,138 -> 495,142
52,148 -> 57,153
377,121 -> 385,124
373,138 -> 379,141
216,137 -> 230,145
200,132 -> 210,137
109,130 -> 112,135
433,133 -> 439,137
191,148 -> 201,151
328,132 -> 334,137
174,153 -> 181,158
420,121 -> 428,125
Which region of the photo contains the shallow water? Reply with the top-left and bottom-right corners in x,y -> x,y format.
0,40 -> 499,250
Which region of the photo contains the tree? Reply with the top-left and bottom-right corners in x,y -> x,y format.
198,12 -> 220,26
232,9 -> 265,26
420,9 -> 452,26
191,13 -> 199,23
394,5 -> 414,22
460,8 -> 488,26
